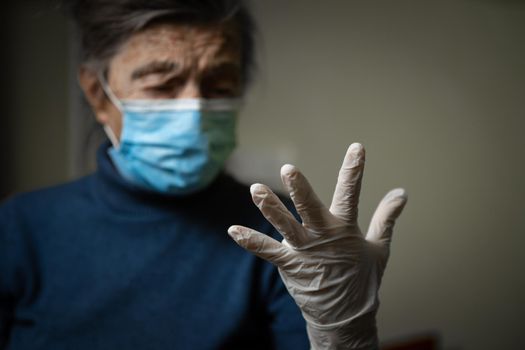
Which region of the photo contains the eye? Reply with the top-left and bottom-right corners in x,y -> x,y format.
203,80 -> 240,99
142,76 -> 187,98
209,87 -> 236,98
144,84 -> 176,98
152,85 -> 173,93
201,70 -> 241,99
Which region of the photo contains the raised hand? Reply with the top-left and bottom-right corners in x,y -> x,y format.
228,143 -> 407,349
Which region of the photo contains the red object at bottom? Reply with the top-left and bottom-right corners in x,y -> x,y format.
382,334 -> 439,350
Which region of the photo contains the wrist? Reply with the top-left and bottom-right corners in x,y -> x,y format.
306,312 -> 379,350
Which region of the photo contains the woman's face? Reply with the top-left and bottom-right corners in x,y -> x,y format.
81,21 -> 243,140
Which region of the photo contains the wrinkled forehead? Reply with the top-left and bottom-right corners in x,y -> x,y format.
130,21 -> 239,52
108,21 -> 242,78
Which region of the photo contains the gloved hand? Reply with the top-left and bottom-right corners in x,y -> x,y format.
227,143 -> 407,350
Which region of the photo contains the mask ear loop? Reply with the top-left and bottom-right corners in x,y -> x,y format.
103,122 -> 120,150
97,72 -> 123,149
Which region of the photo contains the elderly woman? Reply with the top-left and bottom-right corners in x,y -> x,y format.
0,1 -> 407,349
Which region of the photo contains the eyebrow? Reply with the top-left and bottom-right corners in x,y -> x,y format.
130,61 -> 179,81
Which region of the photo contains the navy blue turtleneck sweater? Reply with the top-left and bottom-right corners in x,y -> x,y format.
0,143 -> 308,349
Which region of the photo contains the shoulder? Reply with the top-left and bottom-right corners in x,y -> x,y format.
0,175 -> 95,224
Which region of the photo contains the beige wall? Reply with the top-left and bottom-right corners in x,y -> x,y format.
230,0 -> 524,349
4,0 -> 524,349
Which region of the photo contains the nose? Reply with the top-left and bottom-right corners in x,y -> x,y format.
177,79 -> 202,99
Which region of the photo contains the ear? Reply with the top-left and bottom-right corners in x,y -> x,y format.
78,65 -> 113,124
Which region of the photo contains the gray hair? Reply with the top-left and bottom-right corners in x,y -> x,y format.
65,0 -> 257,86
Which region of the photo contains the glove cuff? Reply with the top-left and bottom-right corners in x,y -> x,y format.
306,312 -> 379,350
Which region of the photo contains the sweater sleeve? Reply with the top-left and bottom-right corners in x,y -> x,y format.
263,260 -> 309,350
0,200 -> 14,348
259,195 -> 309,350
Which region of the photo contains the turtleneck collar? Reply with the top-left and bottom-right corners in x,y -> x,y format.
91,141 -> 239,219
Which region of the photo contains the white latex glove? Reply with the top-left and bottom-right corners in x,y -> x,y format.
228,143 -> 407,350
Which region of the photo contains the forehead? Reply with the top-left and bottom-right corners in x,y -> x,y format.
109,22 -> 241,75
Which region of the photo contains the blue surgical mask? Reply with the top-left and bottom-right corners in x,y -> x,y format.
101,81 -> 240,195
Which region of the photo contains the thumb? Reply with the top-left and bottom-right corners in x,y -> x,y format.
365,188 -> 408,247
